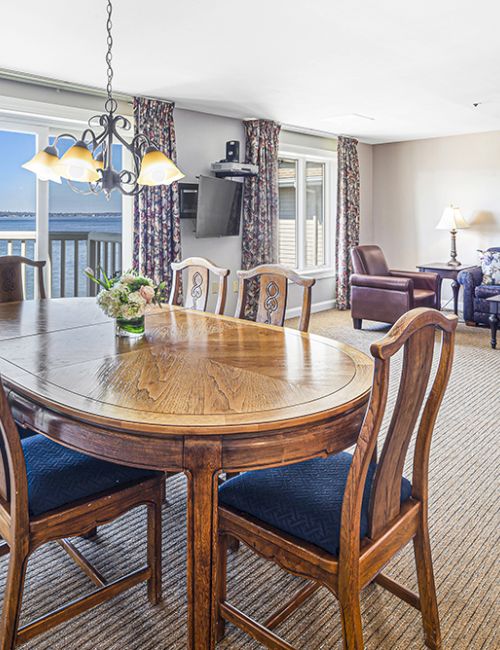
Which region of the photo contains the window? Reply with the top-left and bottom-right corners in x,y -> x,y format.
278,149 -> 335,274
0,128 -> 37,297
48,135 -> 123,298
0,117 -> 131,299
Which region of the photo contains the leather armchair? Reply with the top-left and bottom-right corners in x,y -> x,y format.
350,245 -> 440,328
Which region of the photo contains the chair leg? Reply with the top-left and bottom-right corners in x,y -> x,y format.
338,588 -> 364,650
0,548 -> 29,650
414,521 -> 441,650
216,534 -> 229,643
353,318 -> 362,330
147,500 -> 162,606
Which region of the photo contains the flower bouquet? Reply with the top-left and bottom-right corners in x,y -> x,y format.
85,267 -> 165,337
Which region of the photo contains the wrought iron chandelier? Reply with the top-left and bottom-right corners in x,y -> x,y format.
22,0 -> 184,196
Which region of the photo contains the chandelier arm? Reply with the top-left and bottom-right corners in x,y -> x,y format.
111,128 -> 139,152
111,127 -> 146,176
80,128 -> 99,149
53,133 -> 78,148
112,115 -> 132,132
66,179 -> 102,196
118,183 -> 146,197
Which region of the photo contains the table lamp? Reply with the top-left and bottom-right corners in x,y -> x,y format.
436,205 -> 469,266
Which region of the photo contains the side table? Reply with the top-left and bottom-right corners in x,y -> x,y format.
487,295 -> 500,349
417,263 -> 475,316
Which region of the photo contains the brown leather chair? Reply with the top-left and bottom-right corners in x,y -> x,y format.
350,245 -> 440,328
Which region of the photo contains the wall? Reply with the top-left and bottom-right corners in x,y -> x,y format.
175,108 -> 245,314
176,112 -> 362,315
373,131 -> 500,303
358,142 -> 374,244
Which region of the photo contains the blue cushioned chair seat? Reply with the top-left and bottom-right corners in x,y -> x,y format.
22,434 -> 159,517
17,424 -> 36,439
219,452 -> 412,556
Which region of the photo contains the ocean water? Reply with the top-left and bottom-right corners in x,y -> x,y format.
0,212 -> 122,298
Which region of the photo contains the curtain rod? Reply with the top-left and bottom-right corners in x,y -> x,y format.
0,68 -> 175,106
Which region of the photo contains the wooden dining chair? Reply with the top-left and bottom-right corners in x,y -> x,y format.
234,264 -> 315,332
169,257 -> 230,315
0,256 -> 46,303
0,378 -> 164,649
217,307 -> 458,650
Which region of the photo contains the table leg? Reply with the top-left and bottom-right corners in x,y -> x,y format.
451,280 -> 460,316
489,313 -> 498,349
185,437 -> 222,650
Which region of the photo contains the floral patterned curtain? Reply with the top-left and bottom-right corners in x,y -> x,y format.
335,136 -> 360,310
133,98 -> 181,291
241,119 -> 281,316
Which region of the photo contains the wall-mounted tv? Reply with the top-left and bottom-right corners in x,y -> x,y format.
195,175 -> 242,238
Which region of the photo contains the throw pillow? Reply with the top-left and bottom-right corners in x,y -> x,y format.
479,250 -> 500,285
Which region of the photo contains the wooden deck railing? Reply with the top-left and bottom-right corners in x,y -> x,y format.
0,231 -> 122,299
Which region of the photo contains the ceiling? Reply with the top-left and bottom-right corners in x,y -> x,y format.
1,0 -> 500,143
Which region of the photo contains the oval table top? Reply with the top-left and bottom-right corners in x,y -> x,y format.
0,298 -> 373,435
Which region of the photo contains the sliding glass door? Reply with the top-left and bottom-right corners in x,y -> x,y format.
0,119 -> 131,298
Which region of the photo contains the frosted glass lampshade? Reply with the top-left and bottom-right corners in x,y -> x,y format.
22,146 -> 62,183
137,146 -> 185,186
59,141 -> 100,183
436,205 -> 469,231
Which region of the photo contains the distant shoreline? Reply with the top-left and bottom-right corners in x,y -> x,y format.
0,211 -> 121,217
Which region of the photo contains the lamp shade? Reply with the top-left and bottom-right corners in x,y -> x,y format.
22,146 -> 62,183
58,141 -> 100,183
436,205 -> 469,230
137,146 -> 185,186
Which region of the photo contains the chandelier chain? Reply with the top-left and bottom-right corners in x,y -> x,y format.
105,0 -> 116,113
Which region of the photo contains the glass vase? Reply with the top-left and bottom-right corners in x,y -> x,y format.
115,315 -> 145,338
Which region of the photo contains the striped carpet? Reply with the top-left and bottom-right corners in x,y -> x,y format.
2,310 -> 498,649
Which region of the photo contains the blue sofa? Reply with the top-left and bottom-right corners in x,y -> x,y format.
458,247 -> 500,325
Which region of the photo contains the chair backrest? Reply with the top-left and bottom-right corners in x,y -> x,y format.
340,308 -> 457,557
351,245 -> 390,276
169,257 -> 230,316
0,256 -> 46,303
234,264 -> 315,333
0,379 -> 29,537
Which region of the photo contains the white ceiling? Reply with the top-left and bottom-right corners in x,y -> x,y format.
1,0 -> 500,143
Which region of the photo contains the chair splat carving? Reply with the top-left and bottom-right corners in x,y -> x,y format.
234,264 -> 315,332
169,257 -> 230,315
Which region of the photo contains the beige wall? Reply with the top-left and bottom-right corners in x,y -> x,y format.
372,131 -> 500,301
358,142 -> 374,244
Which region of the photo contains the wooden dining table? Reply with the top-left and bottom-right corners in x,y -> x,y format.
0,297 -> 373,649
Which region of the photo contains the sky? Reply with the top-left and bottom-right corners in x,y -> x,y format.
0,129 -> 122,213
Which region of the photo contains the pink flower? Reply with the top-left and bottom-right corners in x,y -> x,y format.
139,285 -> 155,304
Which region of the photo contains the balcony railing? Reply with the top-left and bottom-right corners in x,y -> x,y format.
0,231 -> 122,299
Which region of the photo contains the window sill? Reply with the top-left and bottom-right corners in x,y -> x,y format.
296,267 -> 335,280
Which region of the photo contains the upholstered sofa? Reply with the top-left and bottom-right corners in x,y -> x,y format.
458,247 -> 500,325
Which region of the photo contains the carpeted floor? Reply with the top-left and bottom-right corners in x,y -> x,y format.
2,310 -> 498,649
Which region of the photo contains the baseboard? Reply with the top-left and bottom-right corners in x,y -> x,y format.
286,299 -> 335,320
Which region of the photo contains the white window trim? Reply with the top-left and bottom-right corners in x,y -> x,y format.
278,143 -> 336,279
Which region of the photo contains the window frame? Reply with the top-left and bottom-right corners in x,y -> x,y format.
278,144 -> 336,279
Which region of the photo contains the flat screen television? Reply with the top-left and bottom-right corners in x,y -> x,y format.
195,175 -> 242,238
